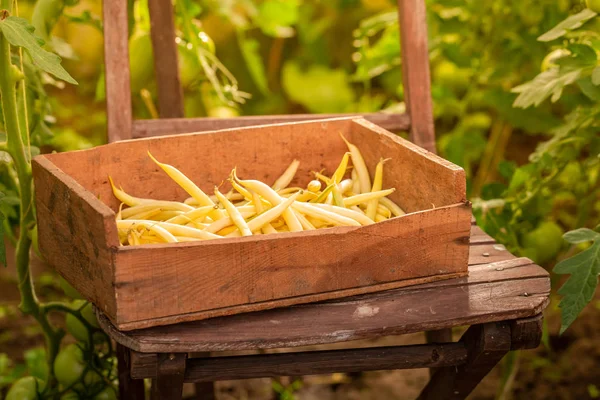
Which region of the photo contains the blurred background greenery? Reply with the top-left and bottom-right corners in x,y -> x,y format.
13,0 -> 597,268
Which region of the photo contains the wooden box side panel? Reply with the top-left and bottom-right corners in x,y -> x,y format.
112,202 -> 471,326
32,157 -> 118,317
349,119 -> 466,213
43,119 -> 355,212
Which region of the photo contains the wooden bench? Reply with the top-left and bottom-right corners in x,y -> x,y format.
97,220 -> 549,399
97,0 -> 551,398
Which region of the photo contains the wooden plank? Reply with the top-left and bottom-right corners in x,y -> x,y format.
148,0 -> 184,118
103,0 -> 133,142
468,243 -> 514,265
418,322 -> 512,400
130,343 -> 468,380
351,119 -> 465,211
397,0 -> 436,153
132,113 -> 411,138
31,157 -> 118,318
153,353 -> 186,399
425,329 -> 453,377
117,344 -> 145,400
113,202 -> 470,329
510,314 -> 543,350
96,260 -> 549,352
469,226 -> 496,245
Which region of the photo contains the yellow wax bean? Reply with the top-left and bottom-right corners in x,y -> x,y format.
204,210 -> 255,233
332,152 -> 351,183
375,214 -> 388,223
244,191 -> 301,233
216,225 -> 239,236
310,203 -> 374,226
278,187 -> 304,195
313,171 -> 332,185
127,230 -> 140,246
148,152 -> 223,221
295,191 -> 318,202
271,218 -> 285,229
109,177 -> 154,206
350,205 -> 367,215
366,158 -> 389,220
229,173 -> 253,201
272,159 -> 300,191
331,185 -> 345,207
126,208 -> 163,221
340,134 -> 371,194
307,180 -> 321,193
343,189 -> 396,207
325,192 -> 334,205
376,204 -> 392,218
173,236 -> 203,242
234,173 -> 303,232
306,217 -> 331,229
146,211 -> 183,221
121,201 -> 194,219
252,192 -> 276,235
351,168 -> 360,194
337,179 -> 353,195
165,206 -> 215,225
295,211 -> 316,230
116,203 -> 124,220
379,197 -> 406,216
215,187 -> 252,236
310,183 -> 334,204
117,220 -> 178,243
137,220 -> 222,240
292,202 -> 361,226
138,235 -> 163,244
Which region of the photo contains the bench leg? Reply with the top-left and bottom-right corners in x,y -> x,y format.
425,329 -> 453,377
418,322 -> 511,400
117,343 -> 146,400
194,382 -> 216,400
152,353 -> 187,400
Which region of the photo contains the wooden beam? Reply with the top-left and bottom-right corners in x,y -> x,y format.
132,113 -> 411,137
103,0 -> 133,142
148,0 -> 184,118
397,0 -> 436,153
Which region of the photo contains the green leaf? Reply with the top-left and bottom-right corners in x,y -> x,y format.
538,9 -> 597,42
592,66 -> 600,86
0,213 -> 5,268
563,228 -> 600,244
237,34 -> 269,95
282,62 -> 355,113
512,68 -> 583,108
24,348 -> 47,382
256,0 -> 299,38
577,77 -> 600,102
554,239 -> 600,334
0,17 -> 77,85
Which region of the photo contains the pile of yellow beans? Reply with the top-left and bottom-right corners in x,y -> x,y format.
111,135 -> 404,245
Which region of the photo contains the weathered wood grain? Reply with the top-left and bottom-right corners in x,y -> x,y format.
397,0 -> 436,153
32,157 -> 118,317
117,344 -> 145,400
147,0 -> 184,118
129,343 -> 468,380
152,353 -> 186,399
132,113 -> 411,138
351,119 -> 465,212
418,322 -> 512,400
103,0 -> 132,142
96,257 -> 549,353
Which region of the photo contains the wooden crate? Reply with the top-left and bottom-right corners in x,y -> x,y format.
32,118 -> 471,331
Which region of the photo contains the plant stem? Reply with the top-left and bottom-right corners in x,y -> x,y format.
0,22 -> 62,390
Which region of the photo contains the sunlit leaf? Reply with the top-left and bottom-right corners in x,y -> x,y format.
237,34 -> 269,95
0,17 -> 77,84
538,9 -> 597,42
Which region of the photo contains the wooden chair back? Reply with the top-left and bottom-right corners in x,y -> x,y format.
102,0 -> 436,153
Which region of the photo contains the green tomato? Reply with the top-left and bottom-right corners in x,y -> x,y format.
522,221 -> 564,265
541,49 -> 570,72
60,277 -> 84,299
54,344 -> 86,387
587,0 -> 600,13
94,386 -> 118,400
434,60 -> 471,93
129,32 -> 155,94
60,392 -> 80,400
178,43 -> 203,90
5,377 -> 44,400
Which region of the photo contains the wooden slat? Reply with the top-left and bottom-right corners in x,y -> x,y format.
469,225 -> 496,245
147,0 -> 184,118
468,243 -> 514,265
103,0 -> 133,142
132,113 -> 411,138
129,343 -> 468,380
397,0 -> 436,153
96,258 -> 549,353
